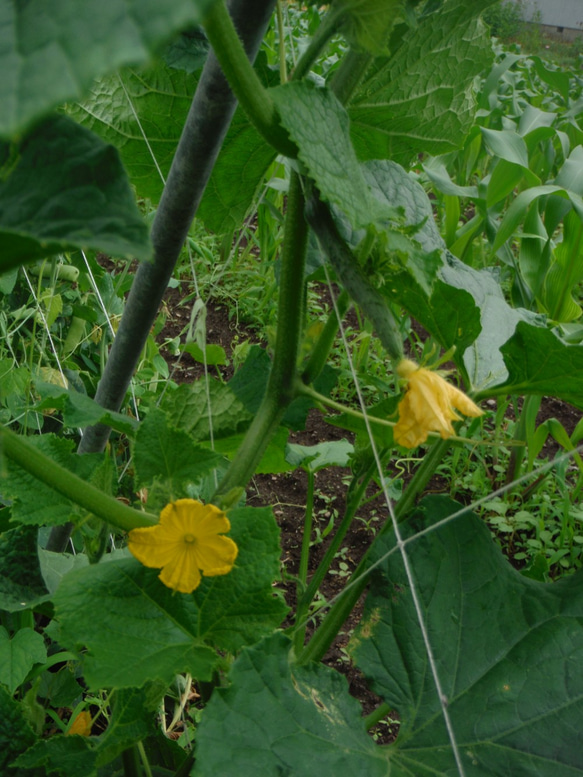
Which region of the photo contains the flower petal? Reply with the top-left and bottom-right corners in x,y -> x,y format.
193,535 -> 239,576
159,548 -> 202,594
128,525 -> 180,568
394,360 -> 483,449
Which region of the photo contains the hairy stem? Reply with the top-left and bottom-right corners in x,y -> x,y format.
0,425 -> 156,532
213,172 -> 308,498
301,290 -> 351,385
204,0 -> 297,156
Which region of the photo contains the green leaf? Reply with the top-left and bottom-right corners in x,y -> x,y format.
182,342 -> 228,366
193,632 -> 388,776
493,185 -> 583,253
2,435 -> 106,527
0,0 -> 214,138
352,495 -> 583,775
55,507 -> 286,689
285,440 -> 354,472
541,209 -> 583,323
0,627 -> 47,694
0,267 -> 18,295
38,549 -> 89,596
12,736 -> 97,777
0,116 -> 151,274
134,407 -> 224,494
481,127 -> 530,169
38,666 -> 83,708
0,525 -> 50,613
271,81 -> 386,229
0,686 -> 36,776
349,0 -> 495,165
214,427 -> 293,475
198,109 -> 276,235
55,559 -> 218,690
160,380 -> 253,442
34,383 -> 139,435
495,321 -> 583,409
68,63 -> 199,204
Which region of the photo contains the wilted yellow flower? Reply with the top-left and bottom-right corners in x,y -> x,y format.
67,710 -> 92,737
128,499 -> 238,594
394,359 -> 483,449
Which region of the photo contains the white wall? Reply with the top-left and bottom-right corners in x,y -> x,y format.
520,0 -> 583,31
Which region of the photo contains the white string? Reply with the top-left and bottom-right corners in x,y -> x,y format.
322,264 -> 467,776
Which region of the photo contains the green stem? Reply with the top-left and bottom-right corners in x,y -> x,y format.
300,438 -> 452,665
121,746 -> 142,777
364,702 -> 392,730
0,425 -> 157,531
302,290 -> 351,385
204,0 -> 297,157
293,468 -> 315,653
276,0 -> 288,82
137,742 -> 153,777
291,7 -> 345,82
329,49 -> 373,105
213,172 -> 308,498
299,550 -> 369,665
394,437 -> 450,520
294,457 -> 378,650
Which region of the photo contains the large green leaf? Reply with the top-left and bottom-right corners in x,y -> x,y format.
362,159 -> 545,390
0,627 -> 47,694
271,81 -> 386,229
133,407 -> 224,491
494,321 -> 583,409
349,0 -> 495,166
352,495 -> 583,776
159,380 -> 253,442
197,107 -> 276,235
0,116 -> 151,273
0,0 -> 213,138
193,632 -> 388,776
68,63 -> 199,204
55,507 -> 286,689
0,525 -> 49,613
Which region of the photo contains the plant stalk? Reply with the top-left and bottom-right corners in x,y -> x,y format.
300,437 -> 453,665
301,290 -> 351,385
0,425 -> 157,531
204,0 -> 297,157
213,172 -> 308,498
293,457 -> 378,654
291,7 -> 345,82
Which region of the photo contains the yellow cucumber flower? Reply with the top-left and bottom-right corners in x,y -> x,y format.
128,499 -> 238,594
394,359 -> 483,449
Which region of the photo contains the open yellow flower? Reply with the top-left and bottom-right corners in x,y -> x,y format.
393,358 -> 483,449
128,499 -> 238,594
